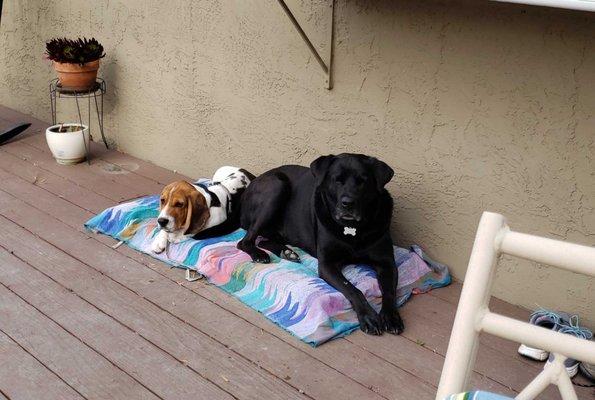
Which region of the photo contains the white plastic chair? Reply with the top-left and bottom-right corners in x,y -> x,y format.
436,211 -> 595,400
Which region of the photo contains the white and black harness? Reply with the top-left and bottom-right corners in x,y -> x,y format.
192,181 -> 235,231
189,167 -> 254,239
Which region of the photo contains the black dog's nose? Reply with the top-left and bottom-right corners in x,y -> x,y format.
157,217 -> 168,227
341,197 -> 354,208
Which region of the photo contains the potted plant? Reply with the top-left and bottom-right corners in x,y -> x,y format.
45,37 -> 105,90
45,123 -> 90,165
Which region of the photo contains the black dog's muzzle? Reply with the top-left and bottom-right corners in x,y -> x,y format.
336,196 -> 362,222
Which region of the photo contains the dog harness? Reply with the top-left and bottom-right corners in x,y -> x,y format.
192,182 -> 232,230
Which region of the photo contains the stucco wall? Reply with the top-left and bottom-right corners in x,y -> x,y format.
1,0 -> 593,328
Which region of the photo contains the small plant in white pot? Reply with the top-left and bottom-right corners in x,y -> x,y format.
45,123 -> 90,165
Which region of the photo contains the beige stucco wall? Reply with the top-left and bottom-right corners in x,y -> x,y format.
1,0 -> 593,328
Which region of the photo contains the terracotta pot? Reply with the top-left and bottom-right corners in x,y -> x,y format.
53,59 -> 100,90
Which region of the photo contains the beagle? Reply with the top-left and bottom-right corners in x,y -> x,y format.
151,166 -> 254,253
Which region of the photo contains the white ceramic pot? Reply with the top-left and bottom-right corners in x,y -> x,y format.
45,123 -> 90,165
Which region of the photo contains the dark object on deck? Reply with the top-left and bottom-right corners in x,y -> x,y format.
0,123 -> 31,146
0,0 -> 31,146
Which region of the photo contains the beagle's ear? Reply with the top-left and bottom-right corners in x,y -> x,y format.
368,156 -> 394,191
310,155 -> 336,186
184,190 -> 210,235
182,193 -> 193,234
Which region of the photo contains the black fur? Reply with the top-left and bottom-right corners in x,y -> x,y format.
237,153 -> 404,335
238,168 -> 256,182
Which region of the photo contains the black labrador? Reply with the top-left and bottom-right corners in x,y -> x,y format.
237,153 -> 404,335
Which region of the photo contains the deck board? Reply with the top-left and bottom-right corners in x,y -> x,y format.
0,156 -> 474,400
0,331 -> 84,400
0,247 -> 235,400
0,168 -> 439,399
0,150 -> 114,212
0,221 -> 300,400
0,282 -> 160,400
0,189 -> 394,400
0,141 -> 439,399
0,106 -> 591,400
3,165 -> 528,391
2,141 -> 161,202
22,132 -> 188,185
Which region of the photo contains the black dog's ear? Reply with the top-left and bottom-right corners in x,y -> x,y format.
368,157 -> 394,191
310,155 -> 336,186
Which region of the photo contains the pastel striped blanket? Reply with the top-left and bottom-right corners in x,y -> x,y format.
444,392 -> 513,400
85,194 -> 450,346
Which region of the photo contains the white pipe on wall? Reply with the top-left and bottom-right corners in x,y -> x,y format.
492,0 -> 595,12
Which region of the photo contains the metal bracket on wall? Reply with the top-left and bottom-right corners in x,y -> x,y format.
276,0 -> 335,89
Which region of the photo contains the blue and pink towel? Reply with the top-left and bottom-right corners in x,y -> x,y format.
445,392 -> 513,400
85,193 -> 450,346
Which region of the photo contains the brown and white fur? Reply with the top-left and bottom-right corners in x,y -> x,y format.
151,166 -> 254,253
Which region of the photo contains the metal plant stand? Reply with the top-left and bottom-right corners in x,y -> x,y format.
49,78 -> 108,163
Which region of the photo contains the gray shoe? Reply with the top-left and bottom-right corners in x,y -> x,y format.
579,354 -> 594,382
518,308 -> 571,361
545,316 -> 593,378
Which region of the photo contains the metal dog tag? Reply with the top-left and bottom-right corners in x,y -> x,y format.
343,227 -> 357,236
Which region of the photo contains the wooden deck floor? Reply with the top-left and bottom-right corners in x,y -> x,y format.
0,106 -> 591,400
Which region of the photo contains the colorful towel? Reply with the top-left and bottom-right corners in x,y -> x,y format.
85,194 -> 450,346
444,392 -> 513,400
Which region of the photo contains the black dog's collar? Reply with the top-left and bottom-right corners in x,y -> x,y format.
314,191 -> 361,241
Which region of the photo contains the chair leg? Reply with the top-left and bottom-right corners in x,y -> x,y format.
436,212 -> 507,400
518,353 -> 578,400
516,365 -> 557,400
552,354 -> 578,400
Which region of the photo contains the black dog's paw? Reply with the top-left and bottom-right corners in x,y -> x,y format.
379,308 -> 404,335
358,309 -> 383,336
251,249 -> 271,264
281,248 -> 301,263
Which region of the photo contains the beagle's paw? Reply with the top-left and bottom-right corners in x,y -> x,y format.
168,232 -> 189,244
151,231 -> 168,253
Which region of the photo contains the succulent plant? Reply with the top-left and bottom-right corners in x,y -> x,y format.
45,37 -> 105,65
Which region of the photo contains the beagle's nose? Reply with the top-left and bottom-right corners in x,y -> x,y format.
157,217 -> 169,228
341,197 -> 354,208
